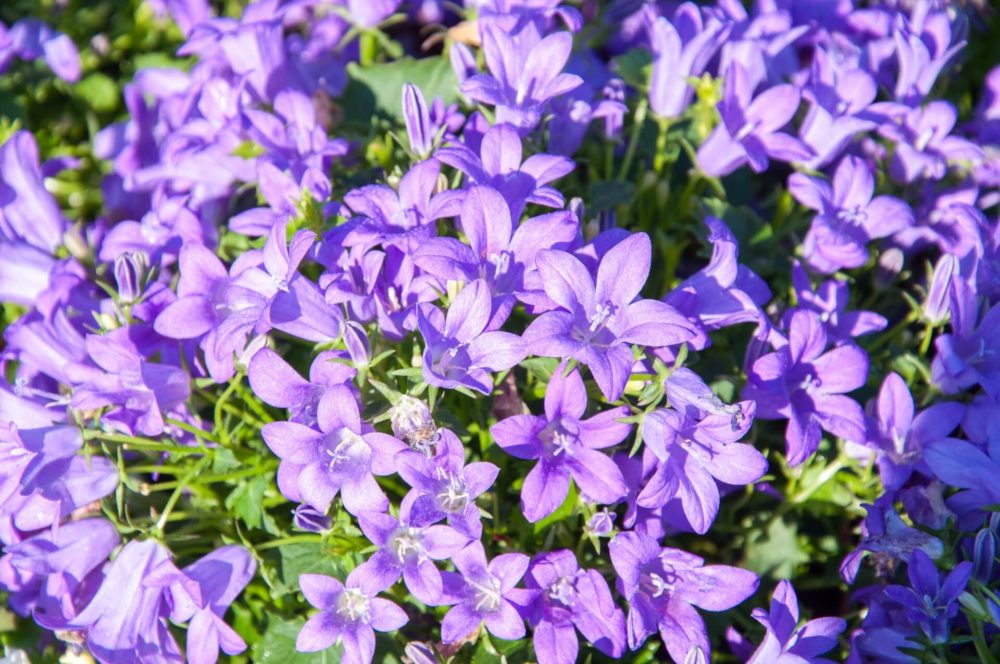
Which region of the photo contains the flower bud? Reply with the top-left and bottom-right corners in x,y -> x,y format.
587,508 -> 616,536
293,504 -> 331,533
389,396 -> 439,453
114,251 -> 148,303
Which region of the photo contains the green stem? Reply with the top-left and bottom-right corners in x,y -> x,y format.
617,97 -> 648,182
155,457 -> 210,535
165,417 -> 220,444
256,535 -> 324,550
971,618 -> 999,664
83,430 -> 203,456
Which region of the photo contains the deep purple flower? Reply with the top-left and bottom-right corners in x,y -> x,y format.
924,432 -> 1000,517
696,62 -> 812,177
524,232 -> 696,401
931,280 -> 1000,397
416,279 -> 526,395
353,510 -> 469,605
747,580 -> 846,664
637,369 -> 764,534
296,570 -> 408,663
744,310 -> 869,465
436,123 -> 574,221
662,217 -> 770,353
883,549 -> 972,645
397,429 -> 499,539
440,542 -> 529,643
491,364 -> 631,521
840,498 -> 944,585
864,372 -> 964,493
513,549 -> 626,664
261,386 -> 406,515
69,539 -> 182,663
790,156 -> 914,273
608,530 -> 758,660
414,185 -> 577,329
461,25 -> 582,133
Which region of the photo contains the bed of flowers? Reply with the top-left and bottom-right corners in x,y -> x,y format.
1,0 -> 999,662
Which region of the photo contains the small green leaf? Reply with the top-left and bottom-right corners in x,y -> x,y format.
254,617 -> 343,663
225,475 -> 270,530
75,73 -> 119,113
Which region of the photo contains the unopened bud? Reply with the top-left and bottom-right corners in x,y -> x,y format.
114,251 -> 149,303
390,396 -> 439,454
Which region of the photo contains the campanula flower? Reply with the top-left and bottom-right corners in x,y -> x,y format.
439,542 -> 529,643
747,580 -> 846,664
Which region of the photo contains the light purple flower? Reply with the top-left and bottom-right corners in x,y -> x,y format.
747,580 -> 846,664
491,364 -> 631,521
608,530 -> 758,660
247,347 -> 355,427
440,542 -> 529,643
513,549 -> 626,664
397,429 -> 499,539
417,279 -> 526,395
637,369 -> 764,534
296,570 -> 408,664
261,386 -> 406,515
436,123 -> 574,221
69,539 -> 182,663
744,310 -> 868,465
790,156 -> 914,273
696,62 -> 812,177
352,511 -> 469,605
880,101 -> 983,184
931,279 -> 1000,397
0,131 -> 68,253
524,232 -> 696,401
787,262 -> 886,344
461,25 -> 582,133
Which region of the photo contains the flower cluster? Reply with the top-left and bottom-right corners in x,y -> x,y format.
1,0 -> 1000,662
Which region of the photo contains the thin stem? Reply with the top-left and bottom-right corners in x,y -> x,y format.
83,430 -> 203,456
617,97 -> 648,182
155,457 -> 210,535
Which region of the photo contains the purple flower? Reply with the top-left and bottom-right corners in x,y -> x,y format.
261,386 -> 406,515
440,542 -> 529,643
0,518 -> 119,628
296,570 -> 408,663
149,545 -> 257,664
924,432 -> 1000,517
247,347 -> 355,427
840,498 -> 944,585
883,549 -> 972,645
417,279 -> 526,395
491,364 -> 631,521
744,310 -> 869,465
397,429 -> 499,538
461,26 -> 582,133
414,185 -> 578,329
747,580 -> 846,664
403,83 -> 436,158
0,131 -> 68,253
645,3 -> 730,119
69,539 -> 182,663
790,156 -> 914,273
524,232 -> 696,401
608,530 -> 758,660
339,158 -> 461,253
436,123 -> 574,221
71,329 -> 190,437
513,549 -> 626,663
637,369 -> 764,534
662,217 -> 771,352
696,62 -> 812,177
353,511 -> 469,605
787,262 -> 886,344
880,101 -> 983,184
931,280 -> 1000,397
864,373 -> 964,494
1,19 -> 80,82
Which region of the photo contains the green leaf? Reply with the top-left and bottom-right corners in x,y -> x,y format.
745,517 -> 809,578
264,542 -> 349,597
612,48 -> 652,89
75,73 -> 119,113
254,617 -> 342,663
587,180 -> 637,212
225,475 -> 270,530
341,57 -> 458,125
212,447 -> 241,473
521,357 -> 559,383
